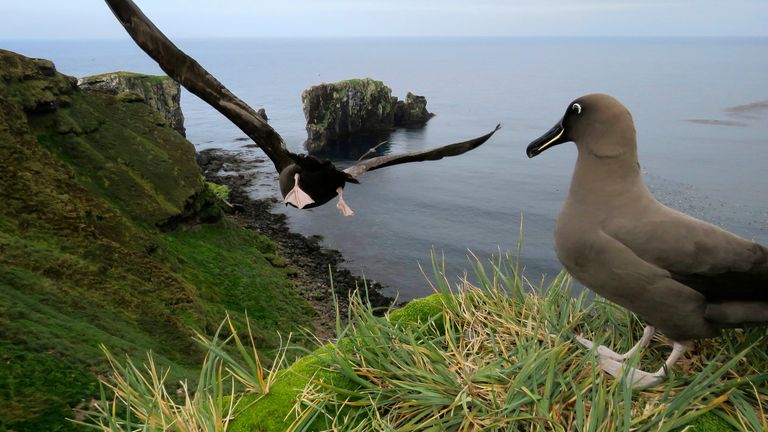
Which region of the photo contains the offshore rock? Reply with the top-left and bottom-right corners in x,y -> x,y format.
78,72 -> 186,136
302,78 -> 397,152
394,92 -> 435,126
302,79 -> 435,153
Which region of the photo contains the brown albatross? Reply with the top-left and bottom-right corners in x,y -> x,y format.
104,0 -> 500,216
527,93 -> 768,388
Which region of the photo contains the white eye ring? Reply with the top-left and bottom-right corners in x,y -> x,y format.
572,103 -> 582,114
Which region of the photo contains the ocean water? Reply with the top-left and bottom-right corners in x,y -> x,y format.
5,37 -> 767,299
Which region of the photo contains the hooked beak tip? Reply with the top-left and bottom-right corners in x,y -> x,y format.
527,121 -> 567,158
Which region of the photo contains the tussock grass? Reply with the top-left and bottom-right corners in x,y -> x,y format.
81,254 -> 767,431
286,253 -> 767,431
76,315 -> 289,431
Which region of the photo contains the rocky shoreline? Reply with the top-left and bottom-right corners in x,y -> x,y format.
197,149 -> 393,339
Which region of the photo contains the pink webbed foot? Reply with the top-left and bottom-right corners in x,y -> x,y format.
284,173 -> 315,209
336,187 -> 354,216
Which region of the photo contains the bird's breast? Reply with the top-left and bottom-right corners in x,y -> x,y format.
555,210 -> 598,276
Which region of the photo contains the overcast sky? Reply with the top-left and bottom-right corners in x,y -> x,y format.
1,0 -> 767,39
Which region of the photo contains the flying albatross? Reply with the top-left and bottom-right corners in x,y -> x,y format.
527,93 -> 768,388
104,0 -> 500,216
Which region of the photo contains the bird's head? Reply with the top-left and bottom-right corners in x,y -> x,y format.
279,154 -> 359,209
527,94 -> 637,159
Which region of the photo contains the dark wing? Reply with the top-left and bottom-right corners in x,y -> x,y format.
609,208 -> 768,303
669,243 -> 768,303
343,124 -> 501,178
104,0 -> 294,172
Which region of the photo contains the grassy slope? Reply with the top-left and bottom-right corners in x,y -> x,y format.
0,50 -> 313,431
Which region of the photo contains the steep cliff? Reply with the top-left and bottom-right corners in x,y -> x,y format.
78,71 -> 186,137
0,49 -> 312,431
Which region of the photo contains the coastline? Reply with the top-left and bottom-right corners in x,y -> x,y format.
197,149 -> 394,339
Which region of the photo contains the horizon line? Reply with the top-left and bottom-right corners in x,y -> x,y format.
2,35 -> 768,42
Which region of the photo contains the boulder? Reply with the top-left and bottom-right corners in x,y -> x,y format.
0,50 -> 76,113
78,72 -> 186,137
394,92 -> 435,126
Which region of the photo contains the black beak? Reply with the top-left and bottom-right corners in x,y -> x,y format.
526,119 -> 568,158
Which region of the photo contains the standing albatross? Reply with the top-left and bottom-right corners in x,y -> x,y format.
527,93 -> 768,388
104,0 -> 500,216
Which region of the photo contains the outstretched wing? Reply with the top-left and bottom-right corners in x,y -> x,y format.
343,124 -> 501,178
104,0 -> 294,171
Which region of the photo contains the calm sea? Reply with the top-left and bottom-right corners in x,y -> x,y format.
4,37 -> 767,299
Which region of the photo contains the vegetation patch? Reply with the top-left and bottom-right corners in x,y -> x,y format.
206,180 -> 231,202
84,254 -> 766,431
233,255 -> 766,431
0,49 -> 313,431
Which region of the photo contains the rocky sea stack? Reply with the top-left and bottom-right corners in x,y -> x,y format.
78,71 -> 186,136
302,78 -> 434,153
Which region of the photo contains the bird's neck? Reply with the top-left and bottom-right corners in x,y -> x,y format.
568,146 -> 653,208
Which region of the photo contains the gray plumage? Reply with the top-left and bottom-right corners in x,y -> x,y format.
527,93 -> 767,386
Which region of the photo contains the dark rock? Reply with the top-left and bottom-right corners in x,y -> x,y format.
302,78 -> 434,153
257,108 -> 268,121
32,58 -> 57,77
0,49 -> 75,113
78,72 -> 186,137
394,92 -> 435,126
302,78 -> 396,152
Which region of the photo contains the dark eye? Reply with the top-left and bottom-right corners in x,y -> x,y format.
572,103 -> 582,114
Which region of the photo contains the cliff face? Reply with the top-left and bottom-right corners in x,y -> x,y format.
302,78 -> 396,152
0,49 -> 311,431
301,78 -> 434,153
78,71 -> 186,137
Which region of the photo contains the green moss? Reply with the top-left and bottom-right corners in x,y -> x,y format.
230,296 -> 446,431
389,294 -> 445,325
687,412 -> 737,431
0,50 -> 75,112
206,181 -> 231,201
230,347 -> 359,432
0,50 -> 313,431
29,89 -> 201,226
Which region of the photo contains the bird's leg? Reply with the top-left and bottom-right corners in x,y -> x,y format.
575,326 -> 655,362
284,173 -> 315,209
336,187 -> 355,217
599,341 -> 689,389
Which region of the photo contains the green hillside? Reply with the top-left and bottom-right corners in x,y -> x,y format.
0,49 -> 313,431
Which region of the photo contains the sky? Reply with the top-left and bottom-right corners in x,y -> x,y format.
1,0 -> 767,39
